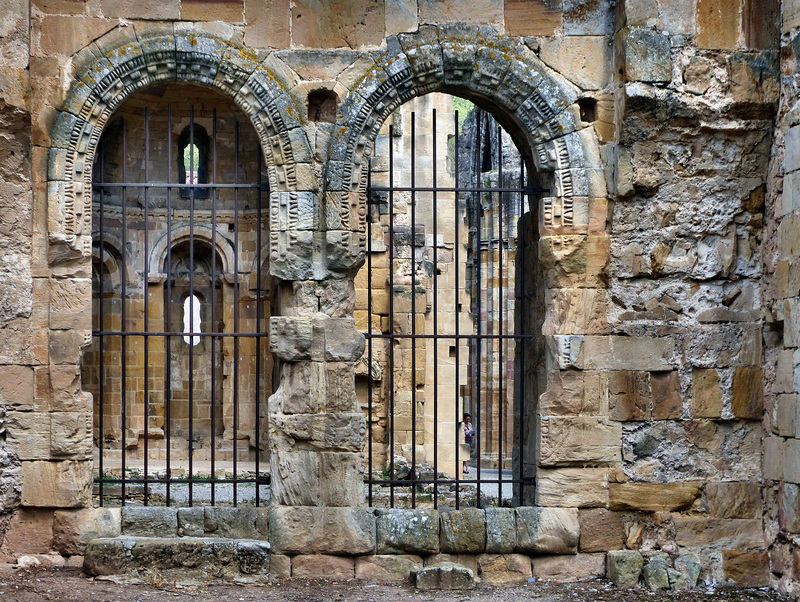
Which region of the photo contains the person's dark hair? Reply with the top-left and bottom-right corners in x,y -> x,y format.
463,413 -> 471,421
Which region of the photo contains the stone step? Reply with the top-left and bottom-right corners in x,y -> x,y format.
84,536 -> 271,584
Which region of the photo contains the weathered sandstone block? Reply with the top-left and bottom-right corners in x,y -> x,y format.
731,366 -> 764,420
722,550 -> 770,588
484,507 -> 516,553
608,482 -> 702,512
692,368 -> 722,418
21,460 -> 91,507
270,507 -> 375,555
579,508 -> 624,552
536,468 -> 608,507
377,509 -> 439,554
539,417 -> 622,465
673,518 -> 764,549
122,507 -> 177,537
705,482 -> 761,519
476,554 -> 532,585
53,507 -> 120,556
292,554 -> 355,580
412,563 -> 476,590
607,550 -> 643,588
355,554 -> 423,581
439,509 -> 485,554
532,553 -> 605,582
204,507 -> 269,539
516,507 -> 579,555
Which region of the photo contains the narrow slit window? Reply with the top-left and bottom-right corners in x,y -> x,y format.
183,294 -> 201,346
177,124 -> 209,199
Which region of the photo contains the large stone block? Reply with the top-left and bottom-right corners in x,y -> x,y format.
692,368 -> 722,418
204,507 -> 269,539
504,0 -> 561,36
577,336 -> 674,371
673,518 -> 764,549
412,563 -> 476,590
705,482 -> 761,519
50,412 -> 91,459
0,508 -> 53,560
5,411 -> 51,460
291,0 -> 384,48
781,483 -> 800,532
122,507 -> 177,537
0,365 -> 34,409
377,509 -> 439,554
53,507 -> 120,556
731,366 -> 764,420
539,37 -> 612,90
355,554 -> 423,581
609,482 -> 702,512
270,506 -> 376,555
539,416 -> 622,465
532,553 -> 605,582
476,553 -> 532,585
607,371 -> 651,421
439,509 -> 485,554
697,0 -> 740,49
516,507 -> 579,555
607,550 -> 643,588
578,508 -> 624,552
722,550 -> 770,588
292,554 -> 355,580
245,0 -> 289,48
539,370 -> 602,416
21,460 -> 91,508
650,371 -> 683,419
536,468 -> 608,507
624,28 -> 671,83
485,507 -> 516,553
270,450 -> 319,506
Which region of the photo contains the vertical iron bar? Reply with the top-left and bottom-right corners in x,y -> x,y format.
188,105 -> 195,507
210,109 -> 218,506
367,160 -> 374,508
143,107 -> 150,506
497,123 -> 503,504
98,136 -> 105,506
453,108 -> 460,511
388,122 -> 395,508
518,159 -> 526,504
120,117 -> 128,507
431,107 -> 438,510
165,104 -> 173,507
410,110 -> 416,509
474,110 -> 482,508
233,119 -> 240,507
255,147 -> 262,507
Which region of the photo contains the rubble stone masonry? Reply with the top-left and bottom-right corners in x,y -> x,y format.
0,0 -> 795,592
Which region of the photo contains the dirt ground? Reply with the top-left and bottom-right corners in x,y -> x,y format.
0,566 -> 795,602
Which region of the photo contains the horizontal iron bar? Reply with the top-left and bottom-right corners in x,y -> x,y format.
93,182 -> 265,190
368,185 -> 546,194
365,333 -> 535,340
93,330 -> 269,337
96,477 -> 271,485
368,478 -> 536,486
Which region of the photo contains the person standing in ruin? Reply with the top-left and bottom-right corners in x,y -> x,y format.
460,413 -> 475,475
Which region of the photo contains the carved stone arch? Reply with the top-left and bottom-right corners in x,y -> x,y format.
324,25 -> 602,274
47,26 -> 313,265
147,225 -> 237,282
90,230 -> 136,287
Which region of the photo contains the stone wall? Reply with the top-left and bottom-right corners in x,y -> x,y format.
762,0 -> 800,595
0,0 -> 791,591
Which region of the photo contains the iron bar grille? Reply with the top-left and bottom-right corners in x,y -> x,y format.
85,85 -> 271,507
363,95 -> 537,509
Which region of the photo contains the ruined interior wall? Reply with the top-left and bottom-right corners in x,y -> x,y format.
596,0 -> 778,587
762,1 -> 800,595
0,0 -> 31,558
0,0 -> 791,590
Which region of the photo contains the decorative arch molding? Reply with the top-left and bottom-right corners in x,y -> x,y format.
147,224 -> 237,282
324,25 -> 602,274
47,26 -> 312,264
